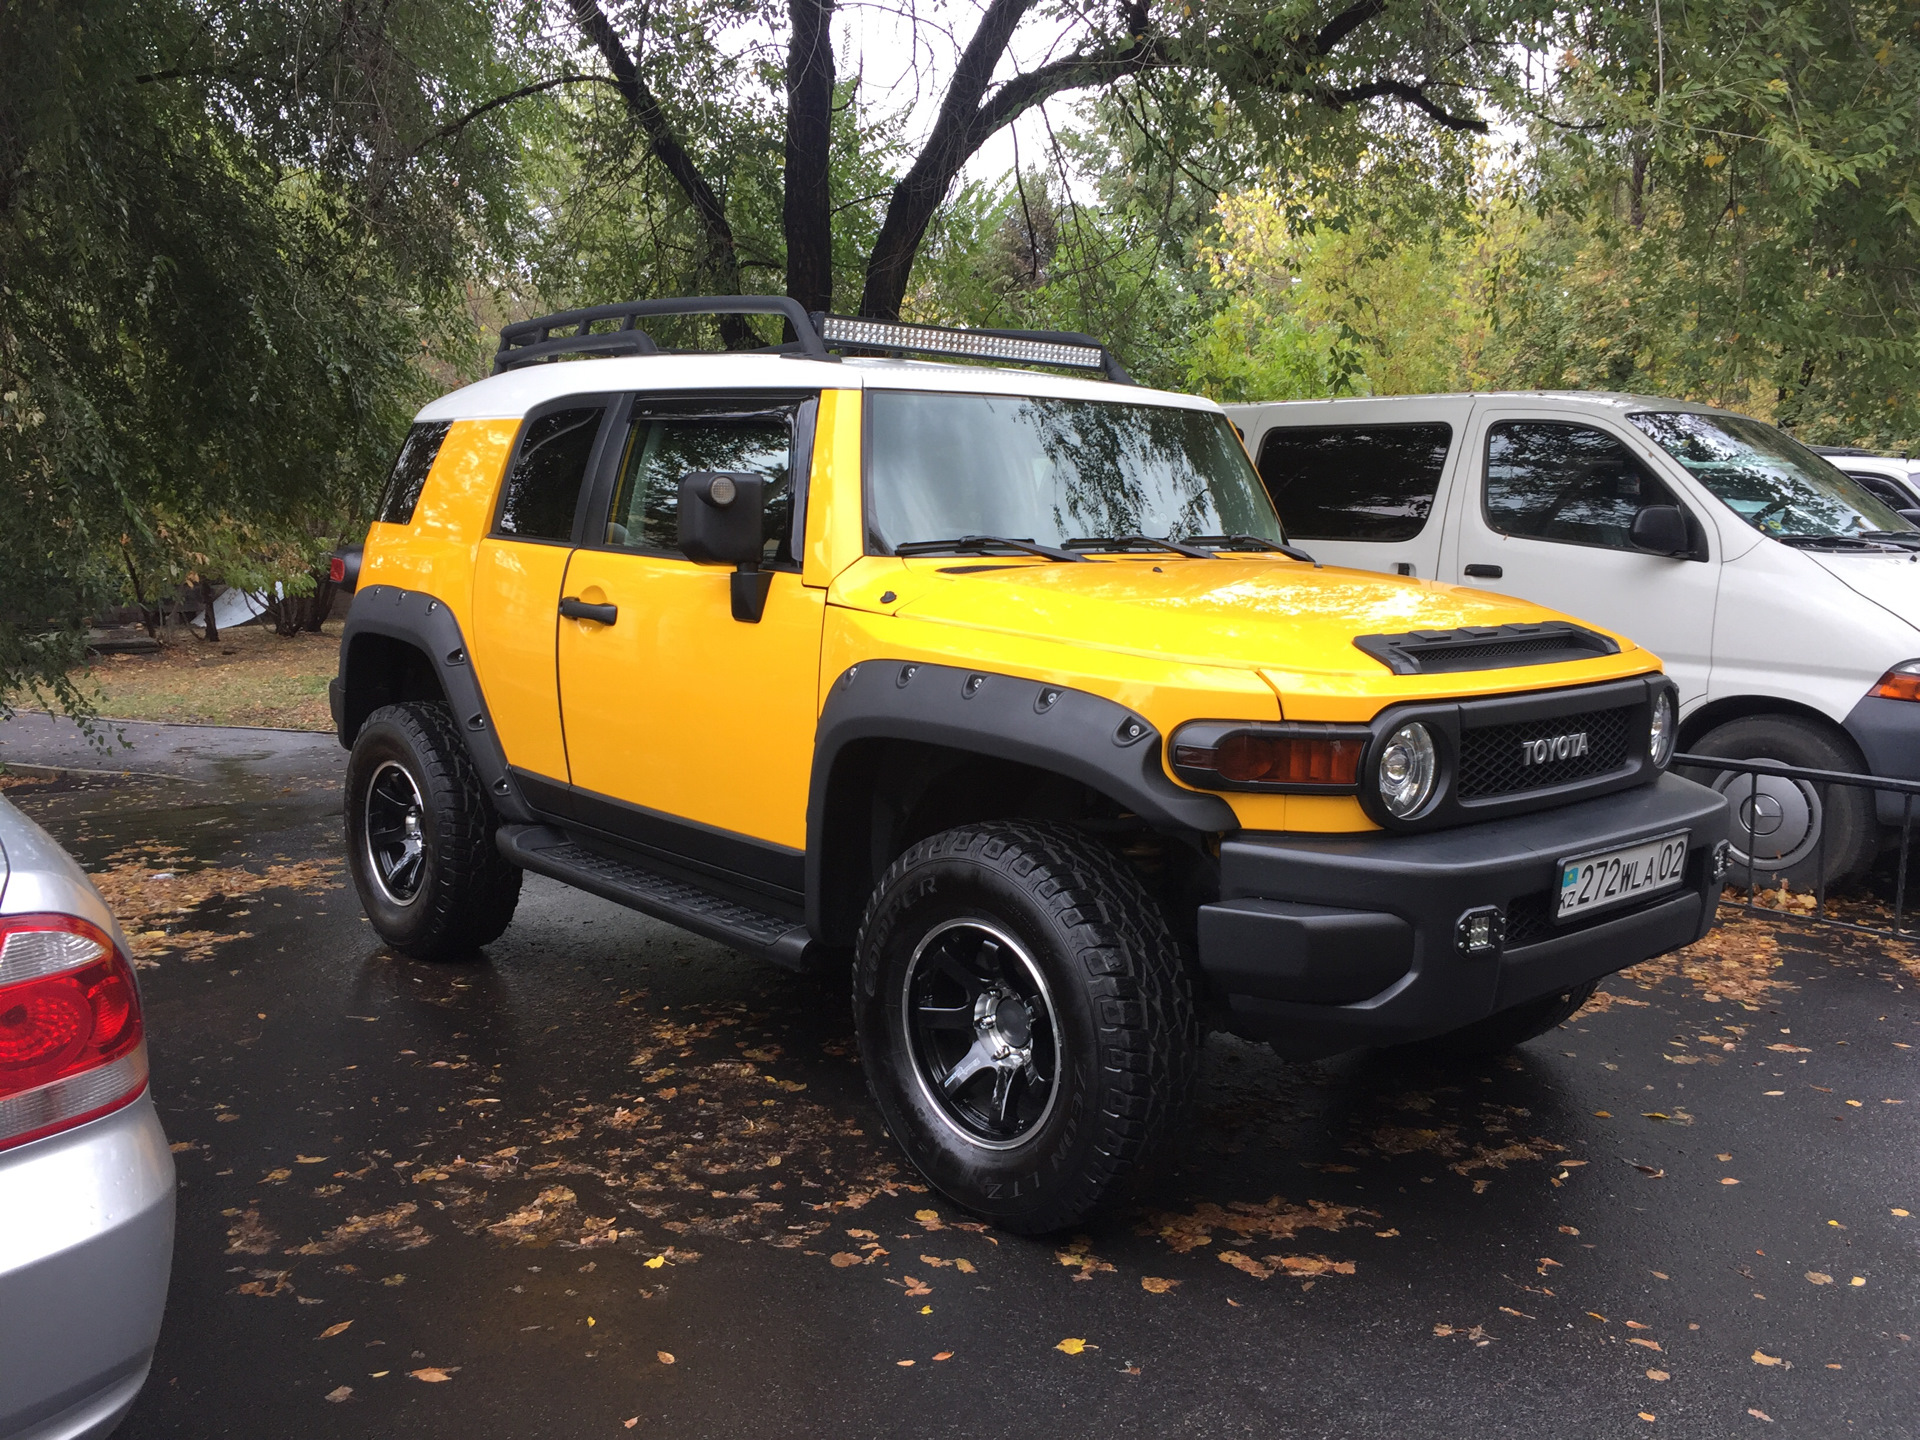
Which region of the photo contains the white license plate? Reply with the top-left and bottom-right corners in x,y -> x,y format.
1557,832 -> 1689,921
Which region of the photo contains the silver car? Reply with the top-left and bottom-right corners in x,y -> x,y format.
0,795 -> 174,1440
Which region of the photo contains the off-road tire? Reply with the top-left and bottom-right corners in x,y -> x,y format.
345,701 -> 521,960
1395,981 -> 1598,1062
853,820 -> 1198,1235
1684,714 -> 1876,889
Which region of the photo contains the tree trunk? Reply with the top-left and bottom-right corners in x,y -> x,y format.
304,577 -> 337,633
121,548 -> 158,638
783,0 -> 837,317
198,577 -> 220,642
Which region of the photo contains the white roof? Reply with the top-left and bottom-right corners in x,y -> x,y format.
415,351 -> 1219,423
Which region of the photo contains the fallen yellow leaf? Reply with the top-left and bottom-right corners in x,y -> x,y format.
953,1258 -> 976,1275
1639,1413 -> 1655,1423
1892,1209 -> 1910,1218
1646,1369 -> 1669,1382
657,1351 -> 675,1365
1752,1350 -> 1782,1366
914,1209 -> 943,1228
586,1317 -> 595,1327
1141,1277 -> 1180,1294
1629,1339 -> 1663,1352
896,1359 -> 914,1367
1807,1272 -> 1833,1285
644,1255 -> 667,1269
1720,1177 -> 1741,1186
318,1321 -> 353,1339
932,1351 -> 953,1361
1055,1338 -> 1088,1355
408,1367 -> 457,1382
295,1154 -> 327,1164
1850,1277 -> 1866,1287
325,1385 -> 353,1403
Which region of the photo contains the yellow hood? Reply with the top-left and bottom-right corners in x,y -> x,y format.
839,555 -> 1656,717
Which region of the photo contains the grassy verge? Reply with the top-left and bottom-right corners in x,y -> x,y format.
65,621 -> 341,731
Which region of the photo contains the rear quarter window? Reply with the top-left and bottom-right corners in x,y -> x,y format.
1256,423 -> 1453,541
377,421 -> 453,525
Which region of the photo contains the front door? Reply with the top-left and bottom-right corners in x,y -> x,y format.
555,395 -> 825,889
1440,412 -> 1719,704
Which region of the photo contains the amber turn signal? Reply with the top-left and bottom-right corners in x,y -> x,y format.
1170,724 -> 1368,790
1871,661 -> 1920,702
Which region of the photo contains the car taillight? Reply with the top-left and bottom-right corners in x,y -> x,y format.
0,914 -> 148,1152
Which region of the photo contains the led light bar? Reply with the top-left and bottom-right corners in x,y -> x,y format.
819,316 -> 1106,372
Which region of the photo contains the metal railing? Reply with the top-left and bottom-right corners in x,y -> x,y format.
1673,752 -> 1918,942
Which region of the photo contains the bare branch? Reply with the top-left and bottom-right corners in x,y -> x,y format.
412,73 -> 621,155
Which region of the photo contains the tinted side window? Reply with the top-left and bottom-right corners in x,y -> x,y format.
606,401 -> 796,562
1256,424 -> 1452,541
497,407 -> 604,542
1485,422 -> 1682,550
377,421 -> 452,525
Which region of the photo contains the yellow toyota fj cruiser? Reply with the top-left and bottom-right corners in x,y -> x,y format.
331,296 -> 1730,1232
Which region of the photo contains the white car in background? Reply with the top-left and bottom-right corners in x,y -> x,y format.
0,795 -> 174,1440
1811,446 -> 1920,528
1225,393 -> 1920,888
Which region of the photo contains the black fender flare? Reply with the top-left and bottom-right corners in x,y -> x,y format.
805,660 -> 1237,942
333,584 -> 535,824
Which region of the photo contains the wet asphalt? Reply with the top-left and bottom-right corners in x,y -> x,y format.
2,715 -> 1916,1439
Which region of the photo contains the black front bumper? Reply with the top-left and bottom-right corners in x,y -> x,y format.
1196,774 -> 1729,1055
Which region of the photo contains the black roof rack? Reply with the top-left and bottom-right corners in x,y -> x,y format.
492,295 -> 1133,384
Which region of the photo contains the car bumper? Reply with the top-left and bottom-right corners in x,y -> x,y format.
1842,695 -> 1920,828
1196,774 -> 1729,1055
0,1092 -> 175,1440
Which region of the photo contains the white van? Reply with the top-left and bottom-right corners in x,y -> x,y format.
1225,393 -> 1920,886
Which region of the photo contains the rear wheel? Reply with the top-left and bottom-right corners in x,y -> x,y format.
853,821 -> 1196,1234
1393,982 -> 1598,1062
1684,714 -> 1876,889
345,701 -> 521,960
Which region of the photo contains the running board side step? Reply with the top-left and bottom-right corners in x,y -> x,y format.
497,824 -> 815,971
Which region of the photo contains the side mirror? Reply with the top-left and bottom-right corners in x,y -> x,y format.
1629,504 -> 1692,557
677,470 -> 771,622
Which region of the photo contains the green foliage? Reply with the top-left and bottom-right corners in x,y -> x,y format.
1491,0 -> 1920,446
0,0 -> 541,714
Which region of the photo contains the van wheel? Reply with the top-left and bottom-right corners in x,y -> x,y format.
1391,982 -> 1597,1062
345,702 -> 522,960
853,821 -> 1197,1235
1684,715 -> 1876,889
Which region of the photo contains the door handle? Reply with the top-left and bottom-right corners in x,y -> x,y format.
559,597 -> 618,625
1463,563 -> 1503,579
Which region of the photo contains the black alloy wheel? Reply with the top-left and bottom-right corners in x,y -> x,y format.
854,820 -> 1197,1234
362,760 -> 429,905
344,701 -> 522,960
903,919 -> 1061,1148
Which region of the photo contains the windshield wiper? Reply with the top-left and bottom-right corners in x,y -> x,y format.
1065,535 -> 1216,559
1777,534 -> 1911,553
892,535 -> 1092,563
1184,533 -> 1321,566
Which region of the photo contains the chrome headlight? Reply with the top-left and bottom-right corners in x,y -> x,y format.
1649,689 -> 1676,768
1376,721 -> 1438,818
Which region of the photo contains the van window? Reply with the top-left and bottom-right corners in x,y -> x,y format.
1256,424 -> 1452,541
1484,421 -> 1684,550
497,407 -> 605,542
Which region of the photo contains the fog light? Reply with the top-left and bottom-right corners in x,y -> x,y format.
1455,906 -> 1506,956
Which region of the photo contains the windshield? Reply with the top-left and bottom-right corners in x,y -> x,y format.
865,392 -> 1285,552
1628,411 -> 1910,540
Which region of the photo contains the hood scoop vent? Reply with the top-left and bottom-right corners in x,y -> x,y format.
1355,622 -> 1621,676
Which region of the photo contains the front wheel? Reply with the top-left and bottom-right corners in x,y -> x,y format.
1684,714 -> 1876,889
344,701 -> 521,960
853,821 -> 1197,1234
